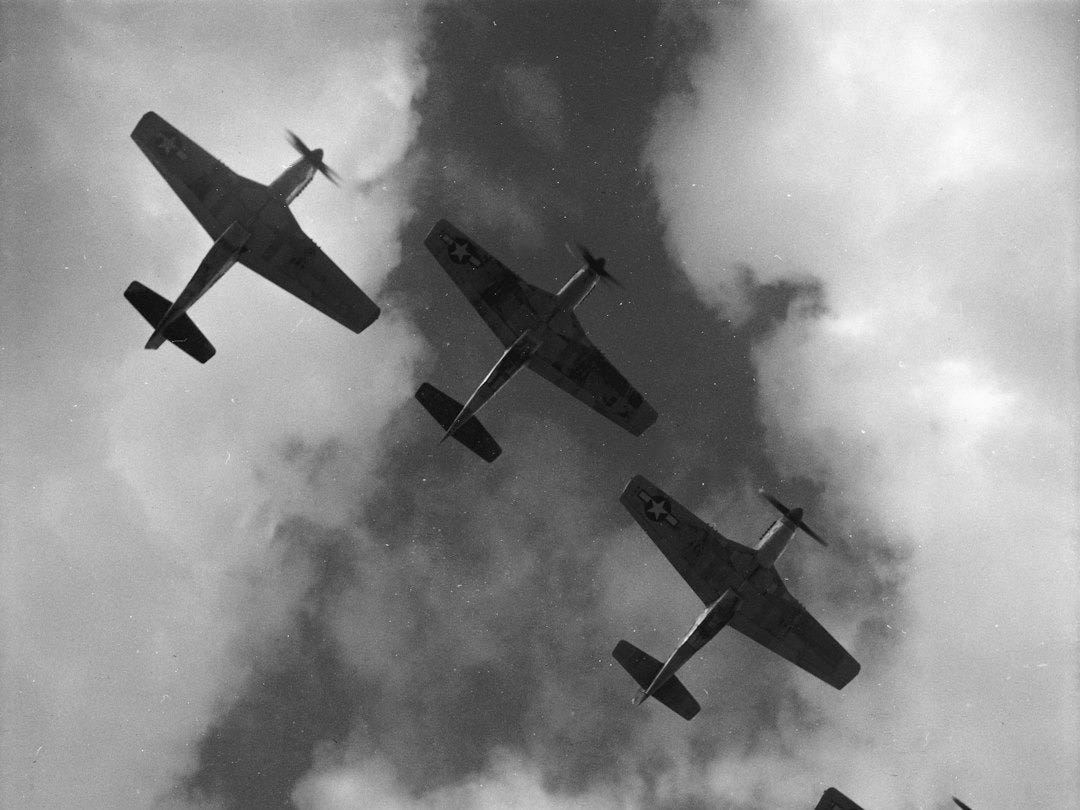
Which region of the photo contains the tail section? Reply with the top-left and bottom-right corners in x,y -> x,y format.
815,788 -> 867,810
612,640 -> 700,720
124,281 -> 216,363
415,383 -> 501,462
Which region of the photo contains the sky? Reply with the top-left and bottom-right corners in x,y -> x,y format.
1,2 -> 1077,809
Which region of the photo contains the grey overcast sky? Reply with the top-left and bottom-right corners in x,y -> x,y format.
2,2 -> 1077,809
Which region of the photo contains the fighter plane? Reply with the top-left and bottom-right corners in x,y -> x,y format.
813,787 -> 973,810
416,219 -> 657,461
816,788 -> 865,810
124,111 -> 380,362
612,475 -> 860,719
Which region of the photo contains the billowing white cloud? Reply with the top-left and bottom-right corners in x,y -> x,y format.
440,151 -> 547,249
293,750 -> 627,810
648,3 -> 1078,808
1,5 -> 428,809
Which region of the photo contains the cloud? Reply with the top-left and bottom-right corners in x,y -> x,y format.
648,2 -> 1078,807
499,62 -> 565,153
177,421 -> 654,805
437,151 -> 547,249
8,4 -> 1074,809
1,4 -> 429,809
292,750 -> 627,810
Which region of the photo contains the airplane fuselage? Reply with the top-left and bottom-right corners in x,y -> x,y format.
636,513 -> 801,705
755,507 -> 802,567
442,265 -> 601,439
553,267 -> 600,313
268,153 -> 319,205
145,155 -> 319,348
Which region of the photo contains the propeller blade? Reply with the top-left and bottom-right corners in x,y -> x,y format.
287,130 -> 310,156
287,130 -> 342,186
952,799 -> 974,810
759,490 -> 791,515
575,242 -> 597,266
567,242 -> 623,288
601,270 -> 624,288
799,522 -> 828,547
759,490 -> 828,546
320,164 -> 342,187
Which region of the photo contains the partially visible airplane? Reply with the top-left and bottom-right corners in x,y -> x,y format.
125,111 -> 380,362
816,787 -> 865,810
416,219 -> 657,461
813,788 -> 974,810
612,476 -> 860,719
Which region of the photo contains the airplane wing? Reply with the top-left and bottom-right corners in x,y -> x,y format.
622,476 -> 860,690
529,313 -> 657,436
729,569 -> 861,689
815,788 -> 865,810
238,216 -> 380,333
424,219 -> 556,347
131,111 -> 265,241
620,475 -> 756,605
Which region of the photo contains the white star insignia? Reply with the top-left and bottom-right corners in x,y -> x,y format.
641,492 -> 678,526
449,240 -> 473,263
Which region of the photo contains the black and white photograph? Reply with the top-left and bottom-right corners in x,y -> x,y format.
2,2 -> 1077,808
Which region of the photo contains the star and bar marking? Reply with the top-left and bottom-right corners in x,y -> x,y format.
155,131 -> 188,160
637,489 -> 678,527
441,233 -> 481,267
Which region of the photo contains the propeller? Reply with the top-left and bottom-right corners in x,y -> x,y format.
287,130 -> 342,186
759,490 -> 828,546
565,242 -> 622,288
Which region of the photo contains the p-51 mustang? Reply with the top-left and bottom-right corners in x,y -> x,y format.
415,219 -> 657,461
125,111 -> 380,362
815,788 -> 865,810
613,476 -> 860,719
814,787 -> 974,810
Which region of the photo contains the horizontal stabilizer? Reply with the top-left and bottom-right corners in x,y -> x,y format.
124,281 -> 216,363
415,383 -> 501,462
612,640 -> 699,720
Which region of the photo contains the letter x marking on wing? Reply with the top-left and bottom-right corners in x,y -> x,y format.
637,489 -> 678,527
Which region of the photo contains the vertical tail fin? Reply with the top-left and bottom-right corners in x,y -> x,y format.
612,640 -> 700,720
124,281 -> 216,363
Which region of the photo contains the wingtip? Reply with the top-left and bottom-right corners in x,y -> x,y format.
833,656 -> 861,689
631,404 -> 659,436
132,110 -> 162,139
620,474 -> 645,502
424,218 -> 451,244
342,298 -> 381,334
